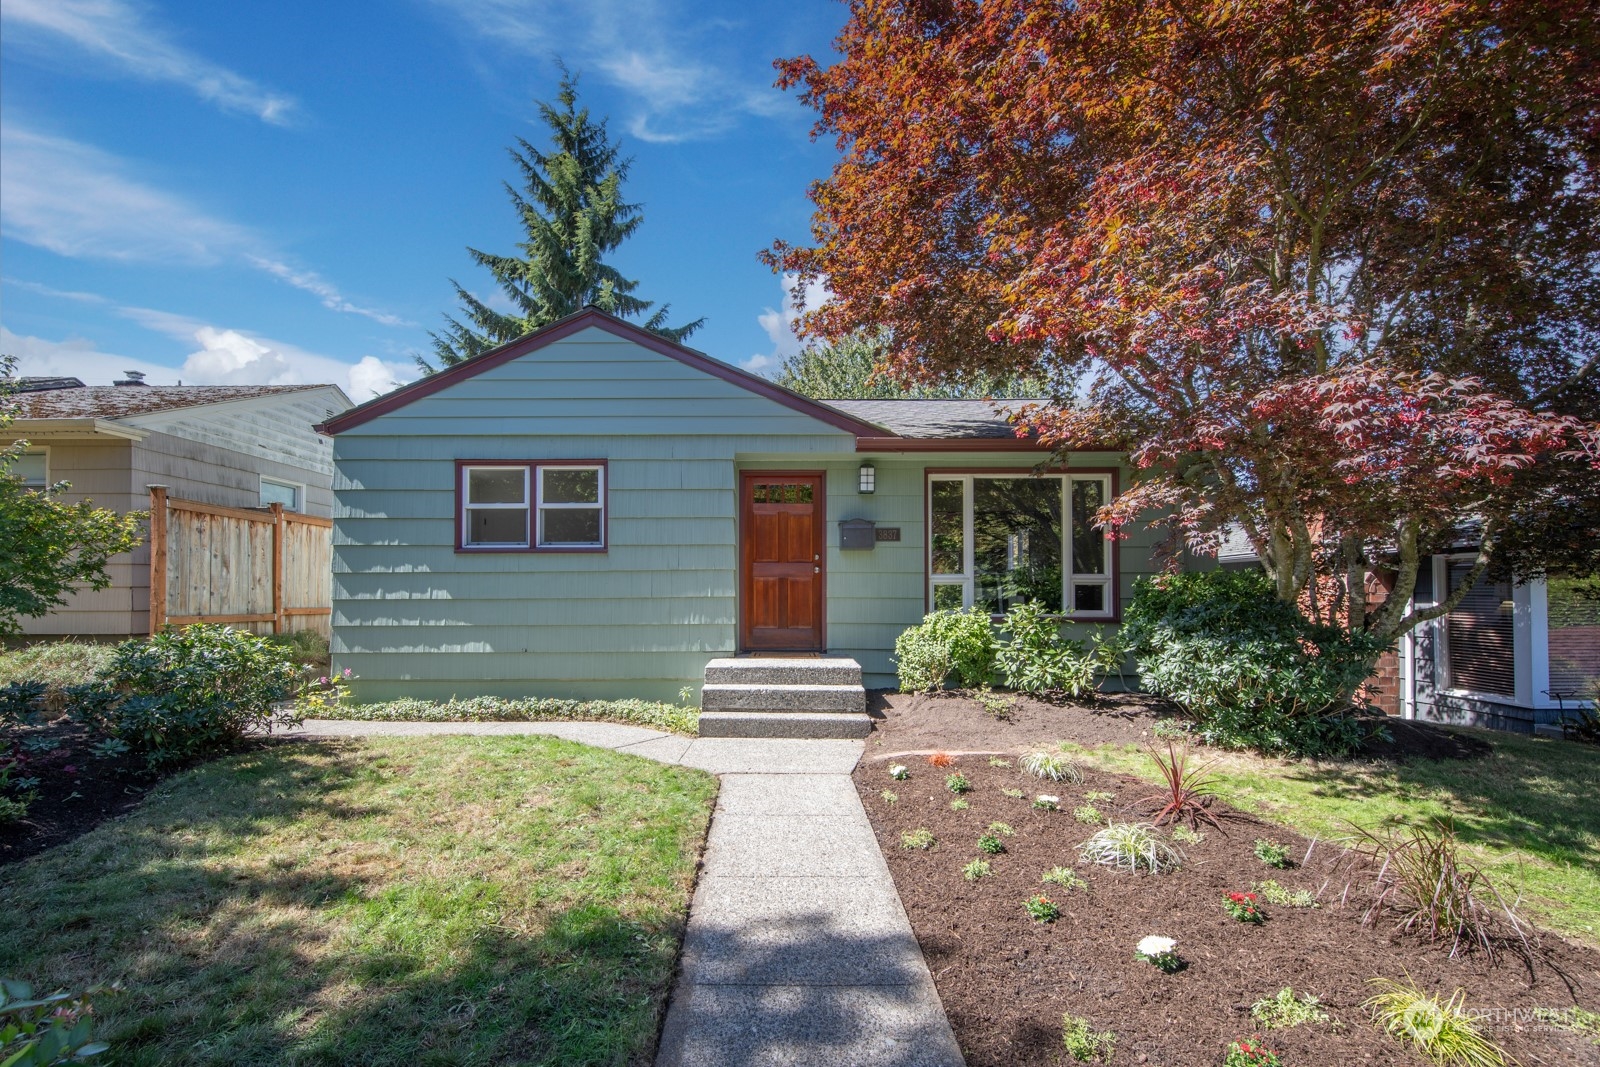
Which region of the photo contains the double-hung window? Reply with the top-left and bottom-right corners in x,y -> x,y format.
13,450 -> 48,490
928,472 -> 1115,619
459,462 -> 606,551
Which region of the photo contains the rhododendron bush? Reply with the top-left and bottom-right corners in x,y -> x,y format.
769,0 -> 1600,651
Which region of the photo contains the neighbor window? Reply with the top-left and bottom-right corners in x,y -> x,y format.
13,451 -> 48,490
1443,562 -> 1514,696
459,462 -> 605,551
260,477 -> 303,511
928,472 -> 1115,618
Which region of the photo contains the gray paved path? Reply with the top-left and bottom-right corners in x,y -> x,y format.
291,720 -> 965,1067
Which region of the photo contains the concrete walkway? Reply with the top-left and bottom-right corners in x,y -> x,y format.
291,720 -> 965,1067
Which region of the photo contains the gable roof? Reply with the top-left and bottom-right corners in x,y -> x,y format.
317,307 -> 894,438
11,383 -> 331,421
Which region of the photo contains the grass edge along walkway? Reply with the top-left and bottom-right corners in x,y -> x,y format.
0,734 -> 717,1067
1062,729 -> 1600,949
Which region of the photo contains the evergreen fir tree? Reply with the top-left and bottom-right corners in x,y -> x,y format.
424,70 -> 701,371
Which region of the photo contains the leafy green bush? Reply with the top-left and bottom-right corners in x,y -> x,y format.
0,643 -> 116,717
73,625 -> 302,767
995,601 -> 1096,696
263,628 -> 330,666
337,695 -> 698,735
0,978 -> 115,1065
892,608 -> 997,691
1122,570 -> 1386,756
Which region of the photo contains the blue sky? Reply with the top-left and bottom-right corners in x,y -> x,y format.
0,0 -> 845,400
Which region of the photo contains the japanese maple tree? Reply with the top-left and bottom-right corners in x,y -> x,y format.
769,0 -> 1600,645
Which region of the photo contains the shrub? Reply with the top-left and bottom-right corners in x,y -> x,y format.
1351,818 -> 1531,962
1366,978 -> 1509,1067
0,642 -> 116,718
945,772 -> 971,794
977,834 -> 1006,855
962,858 -> 992,881
1122,570 -> 1387,757
880,790 -> 898,805
1223,1036 -> 1283,1067
1251,987 -> 1330,1029
1254,840 -> 1293,869
901,828 -> 936,850
892,608 -> 997,691
1223,891 -> 1266,923
0,978 -> 115,1064
1024,894 -> 1061,923
1061,1014 -> 1115,1063
1073,804 -> 1102,824
72,625 -> 302,768
339,694 -> 697,735
1080,822 -> 1184,874
995,601 -> 1099,697
263,628 -> 330,665
1255,880 -> 1317,908
1042,867 -> 1087,891
1020,750 -> 1082,783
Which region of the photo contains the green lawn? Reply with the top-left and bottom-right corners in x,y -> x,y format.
0,735 -> 718,1066
1062,729 -> 1600,948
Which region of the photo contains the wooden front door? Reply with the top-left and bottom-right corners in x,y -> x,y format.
740,472 -> 825,651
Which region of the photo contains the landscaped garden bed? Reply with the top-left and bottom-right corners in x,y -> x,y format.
2,734 -> 717,1065
855,750 -> 1599,1066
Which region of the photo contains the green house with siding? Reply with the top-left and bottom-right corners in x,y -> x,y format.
319,308 -> 1160,733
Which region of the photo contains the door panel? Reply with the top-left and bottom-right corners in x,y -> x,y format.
741,473 -> 824,651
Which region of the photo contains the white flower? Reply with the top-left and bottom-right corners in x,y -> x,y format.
889,764 -> 909,780
1037,795 -> 1059,804
1137,935 -> 1176,957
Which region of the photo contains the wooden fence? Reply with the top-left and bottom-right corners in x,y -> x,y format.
147,486 -> 333,637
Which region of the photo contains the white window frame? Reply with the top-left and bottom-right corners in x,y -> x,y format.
259,475 -> 305,512
1435,553 -> 1529,707
461,464 -> 532,549
927,472 -> 1117,621
536,464 -> 605,549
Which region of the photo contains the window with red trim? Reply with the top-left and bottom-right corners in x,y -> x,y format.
459,462 -> 605,550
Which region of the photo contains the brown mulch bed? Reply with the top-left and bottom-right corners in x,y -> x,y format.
2,718 -> 181,866
867,689 -> 1492,763
855,756 -> 1598,1067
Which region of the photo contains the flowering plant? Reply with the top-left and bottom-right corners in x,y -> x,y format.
888,764 -> 910,780
1134,935 -> 1182,972
1223,891 -> 1265,923
1034,794 -> 1059,810
1024,894 -> 1061,923
297,666 -> 355,716
1223,1036 -> 1282,1066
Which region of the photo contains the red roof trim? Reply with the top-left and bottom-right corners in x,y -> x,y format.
855,436 -> 1051,453
316,308 -> 892,438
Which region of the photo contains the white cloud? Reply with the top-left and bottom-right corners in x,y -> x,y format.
2,319 -> 416,402
0,124 -> 407,325
742,272 -> 828,375
2,0 -> 296,124
425,0 -> 796,142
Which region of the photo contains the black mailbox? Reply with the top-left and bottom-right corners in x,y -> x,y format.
839,518 -> 877,550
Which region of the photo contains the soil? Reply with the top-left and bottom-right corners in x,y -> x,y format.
855,756 -> 1599,1066
2,717 -> 191,866
865,689 -> 1494,763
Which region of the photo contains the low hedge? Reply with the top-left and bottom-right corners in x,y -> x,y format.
332,695 -> 699,736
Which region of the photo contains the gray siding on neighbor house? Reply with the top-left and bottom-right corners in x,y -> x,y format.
9,388 -> 344,637
330,325 -> 1163,702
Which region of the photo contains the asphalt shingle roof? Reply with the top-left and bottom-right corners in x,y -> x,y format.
816,399 -> 1028,439
10,384 -> 328,421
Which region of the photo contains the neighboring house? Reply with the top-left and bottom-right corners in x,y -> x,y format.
319,308 -> 1163,703
1404,552 -> 1600,734
5,374 -> 353,636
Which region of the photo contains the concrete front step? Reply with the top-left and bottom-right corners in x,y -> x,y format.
697,711 -> 874,739
701,682 -> 867,714
703,657 -> 862,686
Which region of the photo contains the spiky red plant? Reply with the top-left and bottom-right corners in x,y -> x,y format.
1136,739 -> 1223,831
927,752 -> 958,767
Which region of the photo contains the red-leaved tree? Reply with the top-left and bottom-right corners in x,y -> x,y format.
768,0 -> 1600,645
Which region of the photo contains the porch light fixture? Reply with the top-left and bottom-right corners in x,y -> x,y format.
858,462 -> 876,494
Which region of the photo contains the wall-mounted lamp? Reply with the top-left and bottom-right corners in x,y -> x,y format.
858,462 -> 876,494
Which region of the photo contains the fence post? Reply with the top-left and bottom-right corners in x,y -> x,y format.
148,485 -> 168,634
271,502 -> 286,634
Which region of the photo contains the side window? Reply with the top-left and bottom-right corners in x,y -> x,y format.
13,451 -> 48,489
537,466 -> 604,548
260,477 -> 303,511
458,462 -> 607,551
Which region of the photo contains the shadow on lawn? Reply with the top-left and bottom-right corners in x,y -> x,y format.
1,740 -> 690,1067
1278,732 -> 1599,865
